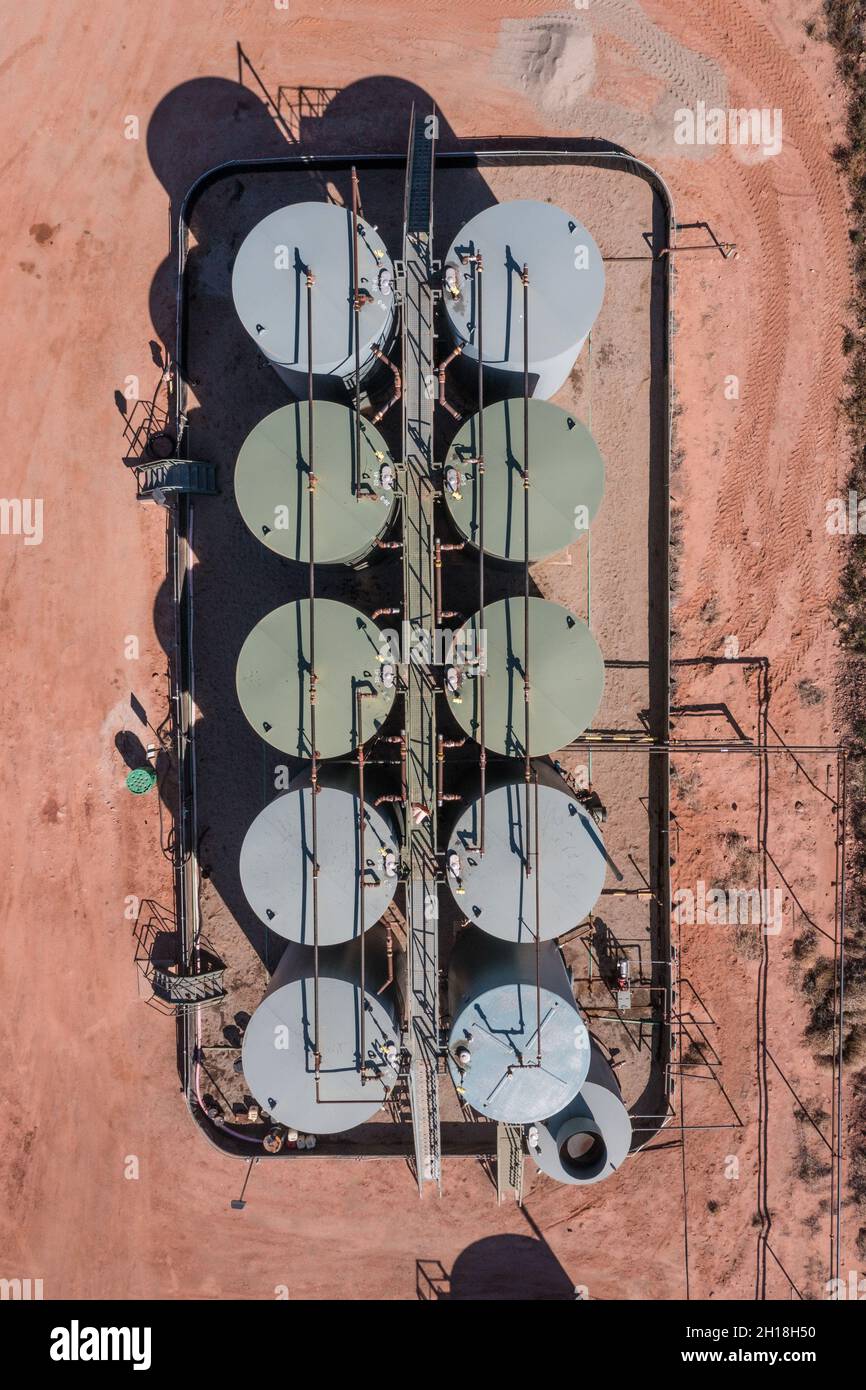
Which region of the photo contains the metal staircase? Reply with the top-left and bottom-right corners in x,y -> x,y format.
136,459 -> 218,500
496,1123 -> 525,1204
402,106 -> 442,1194
151,962 -> 226,1010
406,111 -> 434,234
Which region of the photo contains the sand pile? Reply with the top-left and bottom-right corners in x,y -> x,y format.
492,3 -> 728,159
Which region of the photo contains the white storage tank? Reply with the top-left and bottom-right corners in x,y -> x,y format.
232,201 -> 396,396
445,762 -> 607,942
447,927 -> 590,1124
240,769 -> 401,946
528,1042 -> 632,1185
442,200 -> 604,399
242,928 -> 402,1135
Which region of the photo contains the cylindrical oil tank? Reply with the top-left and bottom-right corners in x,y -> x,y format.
240,767 -> 401,946
443,400 -> 604,562
447,927 -> 590,1123
242,927 -> 402,1135
446,762 -> 607,941
442,200 -> 604,399
235,401 -> 397,565
529,1042 -> 632,1185
236,598 -> 396,759
444,596 -> 604,757
232,201 -> 396,396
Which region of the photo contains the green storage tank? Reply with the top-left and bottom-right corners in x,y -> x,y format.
236,599 -> 396,759
444,596 -> 604,758
443,399 -> 604,563
235,401 -> 397,565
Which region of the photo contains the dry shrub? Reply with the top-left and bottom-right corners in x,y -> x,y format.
718,829 -> 758,884
793,928 -> 818,960
733,923 -> 764,961
797,678 -> 826,707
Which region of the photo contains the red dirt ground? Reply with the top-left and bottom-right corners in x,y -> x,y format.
0,0 -> 859,1299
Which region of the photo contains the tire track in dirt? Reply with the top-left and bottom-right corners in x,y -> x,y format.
669,0 -> 849,683
657,0 -> 851,1298
673,157 -> 788,652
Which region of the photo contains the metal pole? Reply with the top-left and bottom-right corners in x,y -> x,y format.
351,166 -> 362,499
534,772 -> 541,1065
357,688 -> 367,1079
833,750 -> 847,1282
306,269 -> 322,1087
476,255 -> 486,856
307,275 -> 382,1109
586,330 -> 593,789
522,264 -> 531,878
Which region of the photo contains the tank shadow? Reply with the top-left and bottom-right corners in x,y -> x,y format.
418,1234 -> 577,1300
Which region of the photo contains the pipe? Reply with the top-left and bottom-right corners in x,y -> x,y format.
193,1049 -> 260,1146
434,538 -> 448,628
380,732 -> 408,802
353,687 -> 379,1085
436,734 -> 466,806
434,539 -> 464,626
436,735 -> 444,808
477,745 -> 487,856
377,924 -> 394,995
370,344 -> 402,424
357,693 -> 367,1078
437,344 -> 463,418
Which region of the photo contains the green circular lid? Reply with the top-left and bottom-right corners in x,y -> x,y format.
236,599 -> 396,759
443,400 -> 604,562
126,766 -> 157,795
445,596 -> 604,757
235,402 -> 397,565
